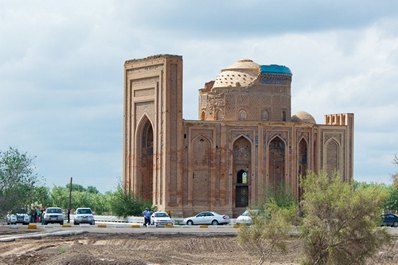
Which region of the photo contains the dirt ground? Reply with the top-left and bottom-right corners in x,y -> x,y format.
0,226 -> 397,265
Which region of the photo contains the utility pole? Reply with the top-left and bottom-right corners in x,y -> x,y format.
68,177 -> 72,223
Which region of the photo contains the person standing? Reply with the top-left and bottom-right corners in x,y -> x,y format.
41,208 -> 45,225
36,208 -> 41,223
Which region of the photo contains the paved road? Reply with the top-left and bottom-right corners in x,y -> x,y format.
1,223 -> 397,242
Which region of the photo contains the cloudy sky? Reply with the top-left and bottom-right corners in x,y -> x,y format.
1,0 -> 398,192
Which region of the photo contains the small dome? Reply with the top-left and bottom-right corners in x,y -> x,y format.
224,59 -> 260,71
213,59 -> 260,88
292,111 -> 316,124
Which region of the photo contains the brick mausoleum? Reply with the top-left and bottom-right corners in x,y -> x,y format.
122,55 -> 354,217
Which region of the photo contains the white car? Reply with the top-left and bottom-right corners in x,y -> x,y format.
74,208 -> 95,225
43,207 -> 64,225
6,210 -> 30,225
236,209 -> 260,225
183,211 -> 230,225
151,211 -> 173,226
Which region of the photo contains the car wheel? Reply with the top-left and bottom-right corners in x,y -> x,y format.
211,220 -> 219,225
91,221 -> 95,225
60,221 -> 64,225
187,220 -> 193,225
393,221 -> 398,227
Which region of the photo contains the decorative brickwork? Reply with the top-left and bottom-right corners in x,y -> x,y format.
123,55 -> 354,218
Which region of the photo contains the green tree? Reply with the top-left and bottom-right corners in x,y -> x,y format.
0,147 -> 39,216
50,184 -> 112,214
384,187 -> 398,213
86,186 -> 99,194
66,183 -> 86,192
111,186 -> 154,217
50,186 -> 69,209
239,190 -> 297,265
301,172 -> 390,265
384,154 -> 398,213
32,186 -> 53,207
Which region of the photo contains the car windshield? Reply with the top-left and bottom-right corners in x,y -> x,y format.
241,210 -> 259,217
47,208 -> 62,213
11,209 -> 27,214
154,212 -> 169,217
77,208 -> 92,214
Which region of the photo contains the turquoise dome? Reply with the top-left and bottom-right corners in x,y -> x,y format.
261,64 -> 292,75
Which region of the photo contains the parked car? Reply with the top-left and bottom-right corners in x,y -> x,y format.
6,209 -> 30,225
74,208 -> 95,225
236,209 -> 260,225
43,207 -> 64,225
183,211 -> 230,225
151,211 -> 173,226
381,213 -> 398,227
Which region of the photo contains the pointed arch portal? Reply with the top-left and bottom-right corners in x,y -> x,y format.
137,118 -> 153,203
233,136 -> 251,208
269,137 -> 285,193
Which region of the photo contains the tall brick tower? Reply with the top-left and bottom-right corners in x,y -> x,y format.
123,55 -> 183,209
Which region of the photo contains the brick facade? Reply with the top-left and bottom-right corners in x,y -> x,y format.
123,55 -> 354,217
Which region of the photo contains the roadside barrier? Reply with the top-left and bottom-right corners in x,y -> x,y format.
199,225 -> 208,228
97,224 -> 107,228
27,223 -> 37,229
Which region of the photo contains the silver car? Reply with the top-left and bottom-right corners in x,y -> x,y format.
236,209 -> 260,225
74,208 -> 95,225
6,209 -> 30,225
150,211 -> 173,226
183,211 -> 230,225
43,207 -> 64,225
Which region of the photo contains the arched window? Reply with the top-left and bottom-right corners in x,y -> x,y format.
239,110 -> 247,120
201,111 -> 206,121
282,110 -> 287,121
262,110 -> 269,121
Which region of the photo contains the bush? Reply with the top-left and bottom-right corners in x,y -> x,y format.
300,172 -> 390,265
110,186 -> 155,217
239,194 -> 296,265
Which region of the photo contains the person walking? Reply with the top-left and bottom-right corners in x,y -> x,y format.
143,208 -> 152,227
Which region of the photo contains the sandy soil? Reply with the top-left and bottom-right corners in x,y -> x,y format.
0,226 -> 397,265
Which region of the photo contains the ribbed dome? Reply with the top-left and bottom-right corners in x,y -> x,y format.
224,59 -> 260,71
292,111 -> 316,124
213,59 -> 260,88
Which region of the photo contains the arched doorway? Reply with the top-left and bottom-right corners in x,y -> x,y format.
233,137 -> 251,208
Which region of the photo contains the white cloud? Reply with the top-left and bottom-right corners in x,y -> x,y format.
0,0 -> 397,191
